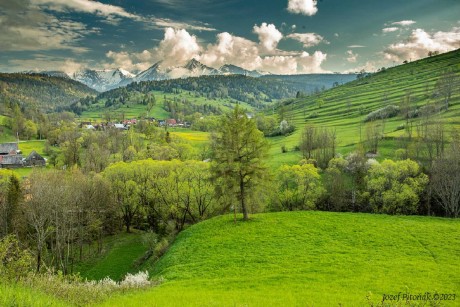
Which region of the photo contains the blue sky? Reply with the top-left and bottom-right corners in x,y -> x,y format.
1,0 -> 459,74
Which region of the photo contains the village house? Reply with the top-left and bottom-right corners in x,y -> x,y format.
24,150 -> 46,167
0,143 -> 24,169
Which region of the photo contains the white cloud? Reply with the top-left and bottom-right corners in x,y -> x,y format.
287,0 -> 318,16
346,50 -> 358,63
253,23 -> 283,52
287,33 -> 326,48
334,33 -> 339,37
391,20 -> 416,26
154,28 -> 202,67
105,27 -> 329,75
31,0 -> 141,21
9,56 -> 85,74
200,32 -> 261,70
348,45 -> 366,48
384,27 -> 460,62
148,17 -> 216,32
382,27 -> 399,33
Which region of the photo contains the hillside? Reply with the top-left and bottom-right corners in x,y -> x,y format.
100,211 -> 459,306
268,49 -> 460,167
0,73 -> 97,113
261,73 -> 358,94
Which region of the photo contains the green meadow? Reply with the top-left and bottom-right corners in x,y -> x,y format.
95,211 -> 459,306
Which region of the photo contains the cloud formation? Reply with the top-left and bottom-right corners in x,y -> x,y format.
31,0 -> 141,21
382,27 -> 399,33
253,23 -> 283,52
149,18 -> 216,32
0,0 -> 95,52
287,33 -> 325,48
346,50 -> 358,63
106,27 -> 328,74
287,0 -> 318,16
384,27 -> 460,62
391,20 -> 416,26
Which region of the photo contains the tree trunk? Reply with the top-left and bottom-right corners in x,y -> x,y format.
240,177 -> 249,220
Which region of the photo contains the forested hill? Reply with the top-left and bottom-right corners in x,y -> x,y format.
0,73 -> 97,113
98,75 -> 298,106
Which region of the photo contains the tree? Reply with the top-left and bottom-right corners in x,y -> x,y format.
435,70 -> 457,111
431,132 -> 460,217
211,107 -> 269,220
365,159 -> 428,215
0,170 -> 21,238
276,163 -> 324,211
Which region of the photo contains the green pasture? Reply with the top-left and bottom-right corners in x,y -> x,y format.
99,211 -> 459,306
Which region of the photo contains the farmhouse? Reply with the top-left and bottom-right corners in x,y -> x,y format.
0,143 -> 20,155
0,143 -> 24,168
24,150 -> 46,167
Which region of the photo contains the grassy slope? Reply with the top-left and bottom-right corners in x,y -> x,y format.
101,211 -> 459,306
268,49 -> 460,167
0,283 -> 67,306
74,231 -> 148,281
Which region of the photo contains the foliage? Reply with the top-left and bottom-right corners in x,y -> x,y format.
274,163 -> 324,211
0,235 -> 34,282
364,159 -> 429,215
364,105 -> 399,122
211,107 -> 269,220
0,73 -> 96,113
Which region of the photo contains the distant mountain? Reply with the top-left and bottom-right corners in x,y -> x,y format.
134,62 -> 167,83
72,68 -> 135,92
62,60 -> 358,94
0,73 -> 97,112
135,59 -> 220,82
219,64 -> 264,78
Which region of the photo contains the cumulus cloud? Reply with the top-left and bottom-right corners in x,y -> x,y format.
106,27 -> 329,74
382,27 -> 399,33
200,32 -> 261,70
155,28 -> 202,66
384,27 -> 460,62
253,23 -> 283,52
391,20 -> 416,26
346,50 -> 358,63
287,0 -> 318,16
287,33 -> 326,48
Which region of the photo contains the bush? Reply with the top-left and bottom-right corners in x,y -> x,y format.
364,105 -> 399,122
0,235 -> 34,282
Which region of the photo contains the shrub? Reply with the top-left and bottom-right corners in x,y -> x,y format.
0,235 -> 34,282
364,105 -> 399,122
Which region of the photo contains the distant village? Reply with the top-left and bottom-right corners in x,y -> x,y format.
81,118 -> 191,131
0,117 -> 190,169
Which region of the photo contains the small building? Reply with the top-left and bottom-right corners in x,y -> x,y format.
24,150 -> 46,167
0,155 -> 24,169
0,143 -> 20,156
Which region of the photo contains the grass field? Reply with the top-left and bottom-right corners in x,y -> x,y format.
0,283 -> 66,306
74,231 -> 149,281
98,211 -> 459,306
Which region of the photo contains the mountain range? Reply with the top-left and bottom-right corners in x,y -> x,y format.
35,60 -> 270,92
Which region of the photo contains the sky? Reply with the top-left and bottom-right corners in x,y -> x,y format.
1,0 -> 460,75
